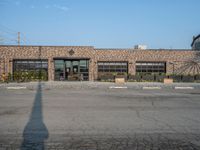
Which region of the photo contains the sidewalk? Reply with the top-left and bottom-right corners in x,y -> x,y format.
1,81 -> 200,90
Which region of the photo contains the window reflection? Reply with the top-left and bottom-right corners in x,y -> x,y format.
136,62 -> 166,74
13,59 -> 48,80
54,59 -> 89,81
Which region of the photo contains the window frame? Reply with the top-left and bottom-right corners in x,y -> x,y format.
97,61 -> 128,73
136,61 -> 166,74
13,59 -> 48,76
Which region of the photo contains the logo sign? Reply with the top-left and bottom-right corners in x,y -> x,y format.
69,49 -> 75,56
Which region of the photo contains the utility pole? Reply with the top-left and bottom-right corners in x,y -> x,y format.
17,32 -> 20,46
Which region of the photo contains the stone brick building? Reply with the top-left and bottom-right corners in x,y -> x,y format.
0,45 -> 200,81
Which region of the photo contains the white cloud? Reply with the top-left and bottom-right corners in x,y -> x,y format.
44,4 -> 69,12
53,4 -> 69,12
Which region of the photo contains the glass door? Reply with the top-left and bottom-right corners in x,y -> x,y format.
72,61 -> 79,75
65,61 -> 71,80
69,61 -> 80,80
54,59 -> 89,81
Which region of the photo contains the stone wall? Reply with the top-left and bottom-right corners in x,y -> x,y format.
0,46 -> 95,81
95,49 -> 200,76
0,45 -> 200,81
40,46 -> 95,81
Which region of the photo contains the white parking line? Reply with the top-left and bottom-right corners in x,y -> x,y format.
109,86 -> 128,89
143,87 -> 161,90
175,87 -> 194,89
7,87 -> 27,90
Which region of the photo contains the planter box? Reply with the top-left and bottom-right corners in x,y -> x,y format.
164,78 -> 173,84
115,77 -> 125,84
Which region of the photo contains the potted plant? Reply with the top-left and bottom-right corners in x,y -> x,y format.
115,72 -> 126,83
163,73 -> 173,84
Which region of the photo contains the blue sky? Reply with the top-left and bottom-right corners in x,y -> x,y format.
0,0 -> 200,49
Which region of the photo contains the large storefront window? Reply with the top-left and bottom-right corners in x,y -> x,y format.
54,59 -> 89,81
54,60 -> 65,81
136,62 -> 166,74
13,59 -> 48,81
98,62 -> 128,73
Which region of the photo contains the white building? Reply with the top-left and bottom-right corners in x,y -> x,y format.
134,45 -> 147,50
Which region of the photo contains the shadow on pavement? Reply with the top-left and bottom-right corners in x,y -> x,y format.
21,82 -> 48,150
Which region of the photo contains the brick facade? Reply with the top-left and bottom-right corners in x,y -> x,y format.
0,45 -> 200,81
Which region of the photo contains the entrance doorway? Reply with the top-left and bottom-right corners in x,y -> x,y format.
54,59 -> 89,81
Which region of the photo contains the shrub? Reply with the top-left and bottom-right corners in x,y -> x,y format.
13,70 -> 48,82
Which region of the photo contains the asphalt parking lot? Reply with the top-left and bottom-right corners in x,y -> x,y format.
0,82 -> 200,150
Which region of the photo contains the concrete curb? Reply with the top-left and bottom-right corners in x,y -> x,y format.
143,87 -> 161,90
1,82 -> 200,90
174,87 -> 194,90
109,86 -> 128,89
6,87 -> 27,90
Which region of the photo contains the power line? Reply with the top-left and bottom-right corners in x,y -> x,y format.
0,24 -> 32,45
0,30 -> 17,36
21,32 -> 32,44
0,24 -> 18,34
0,24 -> 18,45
